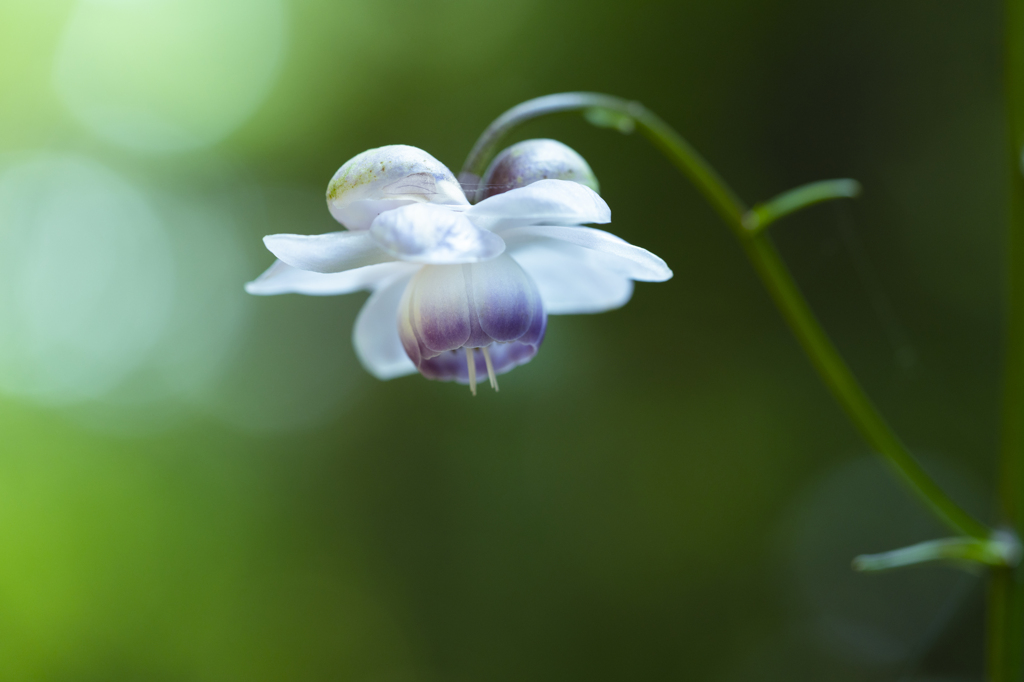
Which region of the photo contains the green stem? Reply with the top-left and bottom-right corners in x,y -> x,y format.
462,93 -> 990,539
742,235 -> 987,538
992,0 -> 1024,678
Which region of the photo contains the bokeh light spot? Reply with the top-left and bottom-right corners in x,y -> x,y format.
0,154 -> 176,405
53,0 -> 287,153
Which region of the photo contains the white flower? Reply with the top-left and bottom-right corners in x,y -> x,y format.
246,143 -> 672,394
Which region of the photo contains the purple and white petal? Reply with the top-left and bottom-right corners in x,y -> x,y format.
500,225 -> 672,282
398,255 -> 546,379
353,274 -> 418,380
370,203 -> 505,264
263,230 -> 394,274
465,179 -> 610,231
399,264 -> 473,356
245,259 -> 418,296
477,139 -> 600,202
468,252 -> 545,346
508,241 -> 635,314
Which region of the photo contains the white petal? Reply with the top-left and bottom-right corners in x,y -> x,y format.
353,274 -> 418,380
263,230 -> 394,274
509,241 -> 635,314
465,178 -> 611,231
501,225 -> 672,282
329,198 -> 416,233
370,203 -> 505,264
327,145 -> 469,230
244,259 -> 418,296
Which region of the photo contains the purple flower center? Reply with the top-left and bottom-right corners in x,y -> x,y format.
397,254 -> 546,392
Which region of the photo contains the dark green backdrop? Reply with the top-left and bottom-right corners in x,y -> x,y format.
0,1 -> 1005,679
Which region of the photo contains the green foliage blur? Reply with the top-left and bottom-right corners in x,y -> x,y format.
0,0 -> 1005,679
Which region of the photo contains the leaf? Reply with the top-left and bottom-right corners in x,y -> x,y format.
584,107 -> 635,134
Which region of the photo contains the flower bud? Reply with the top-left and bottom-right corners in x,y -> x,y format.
326,144 -> 468,230
478,139 -> 599,201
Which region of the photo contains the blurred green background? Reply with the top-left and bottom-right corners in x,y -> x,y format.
0,0 -> 1008,679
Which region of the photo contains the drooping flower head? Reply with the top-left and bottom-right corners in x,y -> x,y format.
246,140 -> 671,394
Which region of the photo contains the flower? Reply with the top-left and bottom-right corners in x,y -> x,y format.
246,142 -> 672,394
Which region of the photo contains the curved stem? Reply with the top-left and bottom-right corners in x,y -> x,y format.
743,235 -> 988,538
461,94 -> 746,231
463,92 -> 990,539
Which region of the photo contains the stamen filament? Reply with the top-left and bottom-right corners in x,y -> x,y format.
465,347 -> 477,396
482,346 -> 499,392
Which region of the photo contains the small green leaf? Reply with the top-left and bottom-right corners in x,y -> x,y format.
852,531 -> 1022,573
584,107 -> 635,134
744,178 -> 862,234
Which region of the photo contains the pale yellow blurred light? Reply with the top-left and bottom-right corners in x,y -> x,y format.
0,154 -> 176,405
52,0 -> 287,153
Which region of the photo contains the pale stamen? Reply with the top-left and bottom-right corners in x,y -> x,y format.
465,347 -> 477,396
482,346 -> 499,392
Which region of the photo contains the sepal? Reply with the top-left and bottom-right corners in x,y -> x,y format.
326,145 -> 468,230
478,139 -> 599,201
